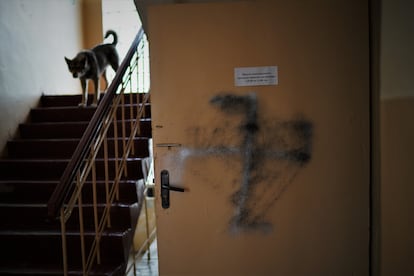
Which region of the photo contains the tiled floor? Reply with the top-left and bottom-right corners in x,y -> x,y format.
131,157 -> 158,276
126,191 -> 159,276
135,238 -> 159,276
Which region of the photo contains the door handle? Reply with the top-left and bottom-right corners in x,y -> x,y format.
161,170 -> 185,209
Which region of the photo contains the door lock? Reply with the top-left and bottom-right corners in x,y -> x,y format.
161,170 -> 185,209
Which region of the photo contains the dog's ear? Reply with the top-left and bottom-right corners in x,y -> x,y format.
64,57 -> 71,65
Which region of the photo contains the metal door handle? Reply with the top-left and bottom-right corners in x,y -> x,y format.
161,170 -> 185,209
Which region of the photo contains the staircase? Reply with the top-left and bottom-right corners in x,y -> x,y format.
0,93 -> 152,275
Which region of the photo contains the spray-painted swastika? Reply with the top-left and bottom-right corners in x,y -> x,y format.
209,93 -> 312,233
163,92 -> 313,233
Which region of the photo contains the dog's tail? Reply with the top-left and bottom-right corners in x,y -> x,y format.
104,30 -> 118,46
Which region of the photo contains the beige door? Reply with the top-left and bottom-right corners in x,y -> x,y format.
148,1 -> 370,275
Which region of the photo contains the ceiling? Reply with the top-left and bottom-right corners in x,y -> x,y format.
133,0 -> 241,33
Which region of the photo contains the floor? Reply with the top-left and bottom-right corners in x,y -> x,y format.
134,238 -> 159,276
131,152 -> 158,275
126,234 -> 159,276
126,184 -> 159,276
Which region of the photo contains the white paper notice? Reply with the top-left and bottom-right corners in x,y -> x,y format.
234,66 -> 278,87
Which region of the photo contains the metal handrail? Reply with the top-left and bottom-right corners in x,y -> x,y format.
47,27 -> 146,218
46,27 -> 150,275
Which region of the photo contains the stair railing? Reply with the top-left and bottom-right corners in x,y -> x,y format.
47,27 -> 150,276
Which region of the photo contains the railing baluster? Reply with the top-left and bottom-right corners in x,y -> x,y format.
130,92 -> 135,155
113,108 -> 120,201
60,208 -> 68,276
121,90 -> 128,178
91,149 -> 101,265
137,92 -> 142,136
47,28 -> 150,274
103,135 -> 111,228
77,172 -> 86,275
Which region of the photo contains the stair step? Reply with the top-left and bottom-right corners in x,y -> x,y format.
40,93 -> 149,107
0,180 -> 139,204
30,103 -> 151,123
0,158 -> 144,180
7,137 -> 149,159
0,263 -> 126,276
0,203 -> 137,232
40,94 -> 103,107
0,229 -> 132,267
31,106 -> 96,122
0,92 -> 151,275
19,119 -> 152,139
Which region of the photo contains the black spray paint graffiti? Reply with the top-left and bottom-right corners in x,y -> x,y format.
210,93 -> 262,231
208,93 -> 313,233
182,92 -> 313,234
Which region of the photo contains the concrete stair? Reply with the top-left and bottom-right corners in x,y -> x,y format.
0,93 -> 151,275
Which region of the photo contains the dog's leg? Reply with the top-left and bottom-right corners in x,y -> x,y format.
108,51 -> 119,73
110,60 -> 119,73
102,70 -> 108,90
91,77 -> 100,107
79,79 -> 88,107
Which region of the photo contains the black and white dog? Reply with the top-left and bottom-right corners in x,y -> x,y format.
65,30 -> 119,107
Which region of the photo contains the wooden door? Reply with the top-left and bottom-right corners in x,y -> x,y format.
148,1 -> 370,275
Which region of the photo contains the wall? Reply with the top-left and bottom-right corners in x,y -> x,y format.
0,0 -> 83,154
81,0 -> 103,48
380,0 -> 414,274
102,0 -> 143,85
103,0 -> 142,61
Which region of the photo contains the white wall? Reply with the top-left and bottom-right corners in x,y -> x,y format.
102,0 -> 142,60
102,0 -> 150,92
0,0 -> 83,154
